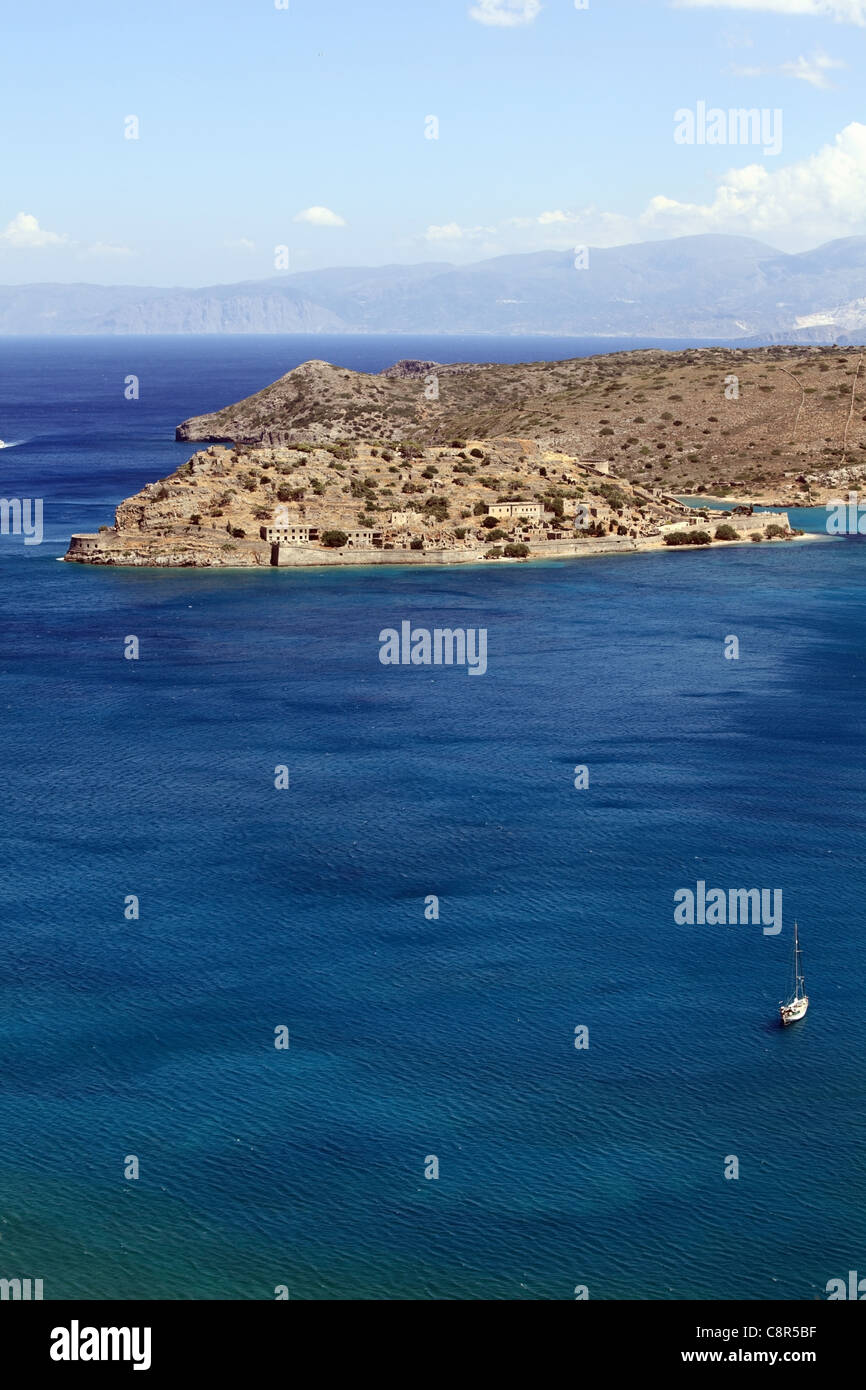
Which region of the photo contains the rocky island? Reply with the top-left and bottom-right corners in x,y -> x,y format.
64,344 -> 866,568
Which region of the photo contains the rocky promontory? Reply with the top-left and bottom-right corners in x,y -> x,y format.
174,346 -> 866,505
64,349 -> 837,568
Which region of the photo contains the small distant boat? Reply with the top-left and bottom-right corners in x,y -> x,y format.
780,920 -> 809,1026
0,439 -> 6,448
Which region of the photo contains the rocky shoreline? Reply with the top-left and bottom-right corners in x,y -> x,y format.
64,352 -> 833,570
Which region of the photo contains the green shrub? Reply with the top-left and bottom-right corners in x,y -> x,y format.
504,542 -> 530,558
765,524 -> 787,539
598,484 -> 627,510
664,529 -> 712,546
751,532 -> 764,542
714,523 -> 739,541
322,529 -> 348,548
482,514 -> 501,529
484,546 -> 503,559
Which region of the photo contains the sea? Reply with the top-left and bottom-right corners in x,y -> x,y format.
1,334 -> 865,1300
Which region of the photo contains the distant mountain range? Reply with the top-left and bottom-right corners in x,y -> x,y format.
6,235 -> 866,340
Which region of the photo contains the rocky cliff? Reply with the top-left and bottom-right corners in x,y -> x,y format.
176,346 -> 866,502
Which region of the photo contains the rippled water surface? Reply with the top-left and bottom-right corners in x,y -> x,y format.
1,338 -> 863,1298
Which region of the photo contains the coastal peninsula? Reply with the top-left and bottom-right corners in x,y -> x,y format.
62,345 -> 863,568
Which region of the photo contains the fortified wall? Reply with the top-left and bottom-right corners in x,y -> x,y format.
660,510 -> 791,535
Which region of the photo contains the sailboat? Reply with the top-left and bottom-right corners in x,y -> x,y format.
779,921 -> 808,1026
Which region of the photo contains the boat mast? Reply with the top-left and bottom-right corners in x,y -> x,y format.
793,921 -> 804,999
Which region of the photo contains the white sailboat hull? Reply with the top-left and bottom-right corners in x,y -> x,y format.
780,995 -> 809,1026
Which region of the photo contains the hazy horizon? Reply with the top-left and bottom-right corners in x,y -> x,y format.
1,228 -> 853,292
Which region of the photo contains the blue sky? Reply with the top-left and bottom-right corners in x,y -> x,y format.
1,0 -> 865,284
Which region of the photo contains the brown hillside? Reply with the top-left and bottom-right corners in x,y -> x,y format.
175,345 -> 866,501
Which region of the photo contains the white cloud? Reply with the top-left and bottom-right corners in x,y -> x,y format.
637,121 -> 866,246
469,0 -> 542,26
424,222 -> 496,241
674,0 -> 866,25
425,223 -> 465,241
0,213 -> 135,258
781,50 -> 845,86
293,206 -> 346,227
0,212 -> 67,248
505,208 -> 640,245
420,123 -> 866,258
225,237 -> 256,252
731,48 -> 844,86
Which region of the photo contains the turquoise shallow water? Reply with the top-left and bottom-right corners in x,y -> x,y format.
1,338 -> 865,1299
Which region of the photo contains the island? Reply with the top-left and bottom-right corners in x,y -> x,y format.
64,344 -> 866,568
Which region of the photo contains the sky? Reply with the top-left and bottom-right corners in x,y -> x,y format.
1,0 -> 866,285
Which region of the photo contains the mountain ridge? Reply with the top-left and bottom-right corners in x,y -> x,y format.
7,235 -> 866,338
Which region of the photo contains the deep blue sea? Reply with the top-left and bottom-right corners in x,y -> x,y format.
1,336 -> 865,1300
